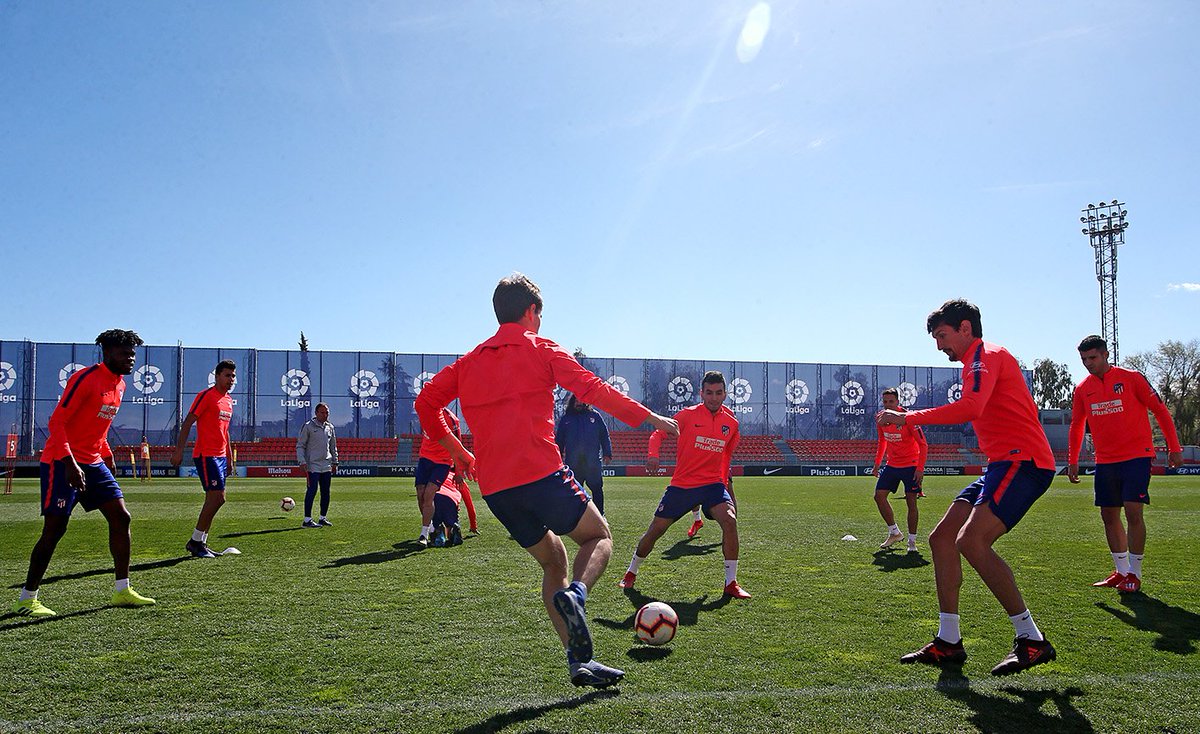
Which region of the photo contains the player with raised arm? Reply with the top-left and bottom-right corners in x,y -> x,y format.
878,300 -> 1057,676
172,360 -> 236,558
12,329 -> 156,617
1067,335 -> 1184,593
415,273 -> 678,689
870,387 -> 928,552
619,371 -> 751,600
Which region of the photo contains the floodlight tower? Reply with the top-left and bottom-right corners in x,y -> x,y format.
1080,200 -> 1128,363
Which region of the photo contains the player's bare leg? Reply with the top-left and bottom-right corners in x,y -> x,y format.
527,531 -> 573,647
905,493 -> 920,550
23,515 -> 70,592
900,500 -> 971,666
416,483 -> 437,545
1119,501 -> 1146,592
1100,506 -> 1128,553
565,503 -> 612,591
621,516 -> 674,589
195,490 -> 225,534
876,489 -> 903,548
98,498 -> 133,581
711,501 -> 749,598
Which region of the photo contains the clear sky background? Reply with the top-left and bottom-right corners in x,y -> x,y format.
3,1 -> 1197,382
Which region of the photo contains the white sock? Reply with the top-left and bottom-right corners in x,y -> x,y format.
908,533 -> 917,543
319,515 -> 326,521
1129,553 -> 1144,578
191,528 -> 205,543
1112,551 -> 1130,575
888,524 -> 900,535
692,509 -> 702,522
627,555 -> 645,574
19,587 -> 37,601
304,516 -> 313,522
423,523 -> 434,537
1009,609 -> 1043,641
724,559 -> 738,586
938,613 -> 961,643
115,578 -> 130,592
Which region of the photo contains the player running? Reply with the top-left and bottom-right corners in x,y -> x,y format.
11,329 -> 156,617
878,300 -> 1057,676
870,387 -> 928,552
620,371 -> 751,600
172,360 -> 236,558
415,273 -> 678,689
1067,335 -> 1184,594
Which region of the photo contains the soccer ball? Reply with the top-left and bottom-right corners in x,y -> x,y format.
634,602 -> 678,646
281,496 -> 296,512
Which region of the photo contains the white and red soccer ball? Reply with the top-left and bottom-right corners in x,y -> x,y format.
281,496 -> 296,512
635,602 -> 678,646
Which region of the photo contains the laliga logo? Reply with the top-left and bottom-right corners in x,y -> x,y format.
898,382 -> 919,408
350,370 -> 379,398
350,369 -> 380,409
59,363 -> 87,390
840,380 -> 866,416
667,376 -> 693,404
133,365 -> 164,394
413,371 -> 435,394
840,381 -> 864,406
785,379 -> 810,415
282,369 -> 310,398
948,383 -> 963,403
607,375 -> 630,396
730,378 -> 753,404
0,361 -> 15,392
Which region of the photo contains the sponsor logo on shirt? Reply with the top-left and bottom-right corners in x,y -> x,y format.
1090,399 -> 1124,416
1113,383 -> 1124,394
219,410 -> 233,422
98,404 -> 119,421
970,361 -> 989,375
694,435 -> 726,453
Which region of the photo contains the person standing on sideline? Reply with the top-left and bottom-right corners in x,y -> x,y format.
416,273 -> 678,689
297,402 -> 338,528
12,329 -> 156,617
139,436 -> 151,482
878,299 -> 1057,676
555,395 -> 613,514
172,360 -> 236,558
1067,334 -> 1183,593
870,387 -> 928,552
620,371 -> 750,600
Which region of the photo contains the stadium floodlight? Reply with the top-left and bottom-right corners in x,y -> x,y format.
1079,199 -> 1129,362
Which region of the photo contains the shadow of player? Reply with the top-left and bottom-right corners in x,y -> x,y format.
0,605 -> 107,633
1095,592 -> 1200,655
936,671 -> 1094,734
219,527 -> 305,538
7,556 -> 191,590
451,689 -> 619,734
872,548 -> 931,573
660,538 -> 721,560
320,540 -> 427,568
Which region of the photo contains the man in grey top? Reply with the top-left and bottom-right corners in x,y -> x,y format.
297,402 -> 338,528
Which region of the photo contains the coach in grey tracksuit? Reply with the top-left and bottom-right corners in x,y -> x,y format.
297,402 -> 338,527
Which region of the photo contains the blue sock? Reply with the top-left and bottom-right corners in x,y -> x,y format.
568,580 -> 587,601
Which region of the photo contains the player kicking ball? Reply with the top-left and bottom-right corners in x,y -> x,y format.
879,300 -> 1056,676
620,371 -> 751,600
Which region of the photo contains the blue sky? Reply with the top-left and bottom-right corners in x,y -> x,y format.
3,1 -> 1197,381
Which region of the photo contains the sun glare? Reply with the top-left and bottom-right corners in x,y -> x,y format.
736,3 -> 771,63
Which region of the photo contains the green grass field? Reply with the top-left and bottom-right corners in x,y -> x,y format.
1,474 -> 1197,734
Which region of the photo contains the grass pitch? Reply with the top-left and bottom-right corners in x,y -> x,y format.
1,474 -> 1198,733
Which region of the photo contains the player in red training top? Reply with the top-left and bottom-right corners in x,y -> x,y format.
415,407 -> 478,545
1067,335 -> 1183,594
171,360 -> 236,559
415,273 -> 678,689
870,387 -> 928,552
428,471 -> 470,548
878,300 -> 1057,676
620,371 -> 751,600
11,329 -> 156,618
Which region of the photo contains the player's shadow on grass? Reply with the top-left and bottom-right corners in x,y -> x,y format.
1095,592 -> 1200,654
219,527 -> 305,538
872,548 -> 931,572
0,606 -> 106,633
660,539 -> 721,560
937,679 -> 1094,734
6,556 -> 191,590
320,540 -> 427,568
452,689 -> 618,734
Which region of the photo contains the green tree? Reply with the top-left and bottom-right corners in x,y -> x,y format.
1125,340 -> 1200,446
1031,358 -> 1074,409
